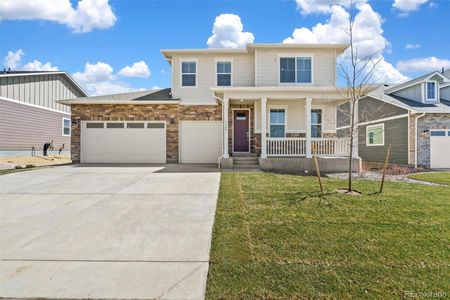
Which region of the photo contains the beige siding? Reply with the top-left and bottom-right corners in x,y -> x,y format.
0,74 -> 84,113
255,48 -> 336,87
171,53 -> 254,103
0,99 -> 70,151
254,100 -> 336,133
392,83 -> 423,102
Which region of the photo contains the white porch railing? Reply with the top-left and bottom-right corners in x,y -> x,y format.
267,138 -> 350,157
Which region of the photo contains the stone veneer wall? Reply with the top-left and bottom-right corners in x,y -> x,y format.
70,104 -> 221,163
417,113 -> 450,167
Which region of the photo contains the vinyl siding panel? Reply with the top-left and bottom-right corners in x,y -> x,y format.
0,99 -> 70,151
0,73 -> 84,113
255,48 -> 336,87
358,117 -> 409,164
171,53 -> 254,103
392,83 -> 422,102
441,86 -> 450,101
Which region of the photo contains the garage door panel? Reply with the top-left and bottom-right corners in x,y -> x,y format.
430,130 -> 450,168
180,122 -> 222,163
81,122 -> 166,163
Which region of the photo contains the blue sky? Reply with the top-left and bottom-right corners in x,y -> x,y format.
1,0 -> 449,95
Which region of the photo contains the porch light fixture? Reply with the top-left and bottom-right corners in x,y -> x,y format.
169,118 -> 176,125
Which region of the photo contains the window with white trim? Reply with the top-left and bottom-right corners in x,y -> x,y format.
426,81 -> 436,101
181,61 -> 196,87
217,61 -> 232,86
269,108 -> 286,137
311,109 -> 322,138
366,123 -> 384,146
280,57 -> 312,83
62,118 -> 70,136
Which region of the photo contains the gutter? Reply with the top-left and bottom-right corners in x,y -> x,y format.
414,112 -> 426,168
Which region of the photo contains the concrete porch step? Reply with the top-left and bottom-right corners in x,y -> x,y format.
234,160 -> 259,165
233,153 -> 257,157
233,164 -> 261,169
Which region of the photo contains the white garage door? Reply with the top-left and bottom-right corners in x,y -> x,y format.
180,121 -> 222,163
81,121 -> 166,163
430,129 -> 450,168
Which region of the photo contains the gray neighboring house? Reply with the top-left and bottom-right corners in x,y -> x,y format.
0,70 -> 87,156
337,70 -> 450,169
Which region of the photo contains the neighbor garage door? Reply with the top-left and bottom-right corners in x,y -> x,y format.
81,121 -> 166,163
430,129 -> 450,168
180,121 -> 222,163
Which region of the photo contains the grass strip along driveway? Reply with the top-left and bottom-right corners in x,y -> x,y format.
206,173 -> 449,299
408,172 -> 450,185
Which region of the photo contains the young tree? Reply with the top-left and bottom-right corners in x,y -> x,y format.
335,4 -> 382,192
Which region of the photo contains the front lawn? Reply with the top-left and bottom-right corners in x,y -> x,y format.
206,173 -> 449,299
408,172 -> 450,185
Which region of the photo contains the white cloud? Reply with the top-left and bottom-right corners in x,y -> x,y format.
118,61 -> 151,78
22,60 -> 58,71
72,61 -> 146,95
405,43 -> 420,49
393,0 -> 428,13
397,57 -> 450,73
3,49 -> 25,69
0,0 -> 116,33
284,3 -> 407,83
295,0 -> 366,14
2,49 -> 58,71
151,85 -> 161,90
207,14 -> 254,48
429,2 -> 438,8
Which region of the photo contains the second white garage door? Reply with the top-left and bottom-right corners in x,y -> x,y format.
180,121 -> 222,163
430,129 -> 450,168
81,121 -> 166,163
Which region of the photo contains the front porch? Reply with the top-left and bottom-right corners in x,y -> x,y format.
214,87 -> 359,172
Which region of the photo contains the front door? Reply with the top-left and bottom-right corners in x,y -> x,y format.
233,110 -> 249,152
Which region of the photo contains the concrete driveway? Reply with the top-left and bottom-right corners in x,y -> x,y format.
0,165 -> 220,299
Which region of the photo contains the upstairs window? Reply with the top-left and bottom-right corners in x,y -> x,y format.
426,81 -> 436,101
280,56 -> 312,83
181,61 -> 196,87
217,61 -> 232,86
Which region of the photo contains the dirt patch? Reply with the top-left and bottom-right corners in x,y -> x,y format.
336,188 -> 362,196
0,155 -> 71,168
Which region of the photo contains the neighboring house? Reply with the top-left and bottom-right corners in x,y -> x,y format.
337,70 -> 450,169
0,71 -> 87,156
59,43 -> 360,172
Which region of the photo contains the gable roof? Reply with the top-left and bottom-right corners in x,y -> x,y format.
385,71 -> 449,94
367,86 -> 450,113
58,88 -> 178,105
0,70 -> 87,97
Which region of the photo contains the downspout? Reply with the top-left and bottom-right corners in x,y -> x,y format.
414,112 -> 426,169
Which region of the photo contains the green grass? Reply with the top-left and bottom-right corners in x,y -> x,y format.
408,172 -> 450,185
206,173 -> 450,299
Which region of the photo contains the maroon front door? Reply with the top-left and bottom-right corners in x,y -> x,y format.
233,110 -> 249,152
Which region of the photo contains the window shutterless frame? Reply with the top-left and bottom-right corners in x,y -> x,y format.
179,58 -> 198,88
366,123 -> 385,146
62,117 -> 71,136
311,108 -> 323,138
215,59 -> 233,87
268,106 -> 287,138
277,54 -> 314,85
425,81 -> 437,101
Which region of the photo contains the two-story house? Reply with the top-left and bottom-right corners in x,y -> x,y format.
337,70 -> 450,169
60,43 -> 360,171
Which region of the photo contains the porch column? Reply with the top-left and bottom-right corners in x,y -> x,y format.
223,97 -> 229,158
261,97 -> 267,158
305,97 -> 312,158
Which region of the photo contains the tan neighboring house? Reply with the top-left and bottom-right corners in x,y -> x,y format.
0,71 -> 87,156
60,43 -> 360,171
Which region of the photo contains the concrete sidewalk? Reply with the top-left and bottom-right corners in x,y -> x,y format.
0,165 -> 220,299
